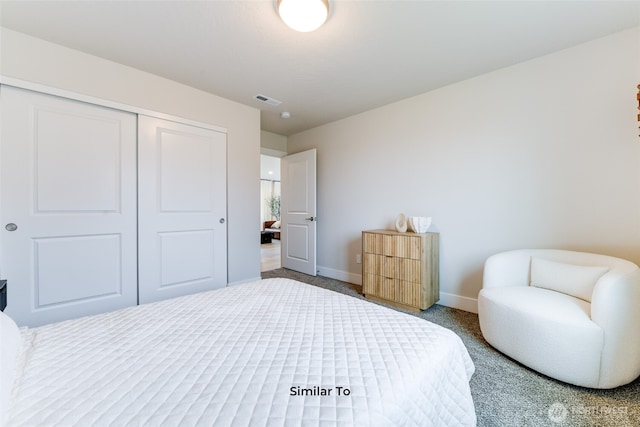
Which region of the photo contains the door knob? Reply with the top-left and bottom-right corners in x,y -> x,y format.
5,223 -> 17,232
305,217 -> 316,222
219,218 -> 225,224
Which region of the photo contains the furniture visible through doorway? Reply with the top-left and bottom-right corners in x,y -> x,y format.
260,231 -> 273,244
260,239 -> 281,272
264,220 -> 281,239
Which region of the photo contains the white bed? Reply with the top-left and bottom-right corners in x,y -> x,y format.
2,278 -> 476,426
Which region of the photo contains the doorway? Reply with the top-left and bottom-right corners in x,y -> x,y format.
260,154 -> 281,272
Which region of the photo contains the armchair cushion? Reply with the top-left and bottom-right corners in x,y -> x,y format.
530,257 -> 609,302
479,286 -> 603,387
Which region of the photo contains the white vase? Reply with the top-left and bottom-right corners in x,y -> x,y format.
395,213 -> 407,232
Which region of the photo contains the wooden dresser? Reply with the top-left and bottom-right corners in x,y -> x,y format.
362,229 -> 439,312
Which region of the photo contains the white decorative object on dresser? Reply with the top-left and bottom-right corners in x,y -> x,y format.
394,213 -> 407,232
407,216 -> 432,233
362,229 -> 439,312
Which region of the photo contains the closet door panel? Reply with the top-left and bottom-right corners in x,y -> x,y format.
0,86 -> 138,327
159,131 -> 214,212
34,234 -> 123,306
34,108 -> 121,211
138,116 -> 227,304
159,230 -> 214,286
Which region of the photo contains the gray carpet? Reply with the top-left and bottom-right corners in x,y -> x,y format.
261,268 -> 640,427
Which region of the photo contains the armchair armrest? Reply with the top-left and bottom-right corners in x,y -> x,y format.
590,269 -> 640,388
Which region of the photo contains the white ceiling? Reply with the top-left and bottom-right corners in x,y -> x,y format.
1,1 -> 639,136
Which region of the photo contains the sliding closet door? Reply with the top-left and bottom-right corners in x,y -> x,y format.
0,86 -> 138,327
138,116 -> 227,304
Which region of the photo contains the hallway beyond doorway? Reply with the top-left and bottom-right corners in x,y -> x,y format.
260,239 -> 281,272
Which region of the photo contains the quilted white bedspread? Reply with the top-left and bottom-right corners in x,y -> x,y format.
7,278 -> 476,426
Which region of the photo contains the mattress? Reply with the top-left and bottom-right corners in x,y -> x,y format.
6,278 -> 476,426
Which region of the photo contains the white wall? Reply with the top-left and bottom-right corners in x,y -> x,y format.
288,28 -> 640,312
0,28 -> 262,285
260,130 -> 288,155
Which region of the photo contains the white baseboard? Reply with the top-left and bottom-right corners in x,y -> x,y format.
317,265 -> 362,286
437,292 -> 478,314
317,266 -> 478,313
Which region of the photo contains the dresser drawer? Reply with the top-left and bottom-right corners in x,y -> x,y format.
363,254 -> 420,282
363,232 -> 422,259
362,275 -> 420,307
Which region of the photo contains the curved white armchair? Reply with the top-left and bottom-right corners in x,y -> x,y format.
478,249 -> 640,389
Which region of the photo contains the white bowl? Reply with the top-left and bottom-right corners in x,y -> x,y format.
408,216 -> 432,233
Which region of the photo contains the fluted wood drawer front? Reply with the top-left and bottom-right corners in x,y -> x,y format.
363,273 -> 398,301
397,258 -> 421,282
396,280 -> 421,307
363,274 -> 389,298
363,232 -> 421,259
383,235 -> 421,259
376,256 -> 420,282
363,253 -> 382,275
364,254 -> 395,277
363,273 -> 378,295
363,233 -> 384,254
383,256 -> 397,278
381,277 -> 396,301
364,277 -> 418,306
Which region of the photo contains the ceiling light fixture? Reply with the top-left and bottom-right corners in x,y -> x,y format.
277,0 -> 329,33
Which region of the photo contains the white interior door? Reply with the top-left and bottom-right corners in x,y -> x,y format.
281,149 -> 317,276
138,116 -> 227,304
0,86 -> 138,327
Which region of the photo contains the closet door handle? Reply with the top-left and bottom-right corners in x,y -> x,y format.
219,218 -> 225,224
5,223 -> 17,232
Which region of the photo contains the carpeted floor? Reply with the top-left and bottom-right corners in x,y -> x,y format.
261,268 -> 640,427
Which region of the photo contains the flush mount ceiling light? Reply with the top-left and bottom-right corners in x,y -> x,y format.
277,0 -> 329,32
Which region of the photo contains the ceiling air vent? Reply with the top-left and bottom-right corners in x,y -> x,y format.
254,94 -> 282,107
